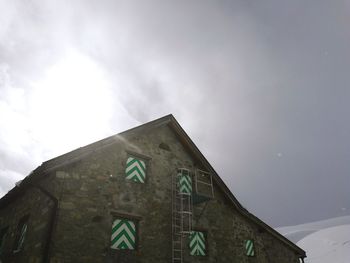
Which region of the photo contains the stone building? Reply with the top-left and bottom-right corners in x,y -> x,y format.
0,115 -> 306,263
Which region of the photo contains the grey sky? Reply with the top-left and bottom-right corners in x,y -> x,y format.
0,0 -> 349,227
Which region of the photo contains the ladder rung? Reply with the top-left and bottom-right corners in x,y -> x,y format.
172,170 -> 195,263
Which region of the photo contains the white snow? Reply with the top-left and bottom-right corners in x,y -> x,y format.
297,225 -> 350,263
276,215 -> 350,242
275,216 -> 350,263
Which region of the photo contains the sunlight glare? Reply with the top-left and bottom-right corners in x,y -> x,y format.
29,50 -> 114,157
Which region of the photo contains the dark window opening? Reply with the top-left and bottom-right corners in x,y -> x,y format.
0,226 -> 9,255
159,142 -> 171,151
13,215 -> 29,253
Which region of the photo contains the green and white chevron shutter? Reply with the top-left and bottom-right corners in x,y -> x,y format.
125,156 -> 146,183
245,239 -> 255,256
189,231 -> 206,256
178,170 -> 192,194
111,219 -> 136,250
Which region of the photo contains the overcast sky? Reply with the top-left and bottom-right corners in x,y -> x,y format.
0,0 -> 349,227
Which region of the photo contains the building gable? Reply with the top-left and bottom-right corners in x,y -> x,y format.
0,114 -> 306,262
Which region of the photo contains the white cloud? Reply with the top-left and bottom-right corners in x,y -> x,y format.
0,169 -> 24,197
27,49 -> 115,153
0,0 -> 349,226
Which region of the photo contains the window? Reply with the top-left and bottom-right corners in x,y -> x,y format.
125,156 -> 147,183
0,226 -> 9,255
13,215 -> 29,253
189,231 -> 206,256
110,218 -> 137,250
245,239 -> 255,257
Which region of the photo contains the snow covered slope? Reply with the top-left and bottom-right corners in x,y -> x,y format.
276,216 -> 350,263
298,225 -> 350,263
276,215 -> 350,243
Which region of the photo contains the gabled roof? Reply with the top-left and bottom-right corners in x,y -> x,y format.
0,114 -> 305,257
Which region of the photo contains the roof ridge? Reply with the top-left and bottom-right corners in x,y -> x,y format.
41,114 -> 174,167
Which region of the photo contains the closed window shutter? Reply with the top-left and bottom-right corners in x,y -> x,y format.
189,231 -> 206,256
178,169 -> 192,194
245,239 -> 255,256
111,219 -> 136,250
125,157 -> 146,183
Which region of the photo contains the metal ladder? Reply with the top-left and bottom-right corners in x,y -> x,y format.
172,168 -> 193,263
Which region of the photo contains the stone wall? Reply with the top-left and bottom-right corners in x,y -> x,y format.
1,124 -> 302,262
48,125 -> 301,263
0,179 -> 55,263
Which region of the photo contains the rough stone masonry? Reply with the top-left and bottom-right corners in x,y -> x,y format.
0,115 -> 305,263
